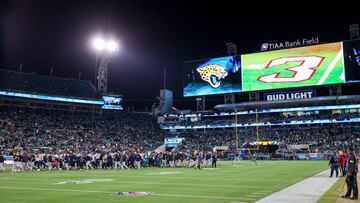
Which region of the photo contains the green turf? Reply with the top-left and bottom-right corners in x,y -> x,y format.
317,177 -> 344,203
0,161 -> 329,203
241,42 -> 345,91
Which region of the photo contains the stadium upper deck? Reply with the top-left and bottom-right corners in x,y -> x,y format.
0,69 -> 95,98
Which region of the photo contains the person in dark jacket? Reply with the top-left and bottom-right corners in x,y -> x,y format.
329,151 -> 339,178
134,152 -> 142,170
342,148 -> 358,200
211,153 -> 217,168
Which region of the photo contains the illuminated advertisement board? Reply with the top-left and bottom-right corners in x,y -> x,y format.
164,137 -> 185,148
0,90 -> 103,105
102,95 -> 123,110
0,90 -> 124,110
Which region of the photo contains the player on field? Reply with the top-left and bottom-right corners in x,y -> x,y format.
205,152 -> 212,167
252,152 -> 258,165
195,152 -> 203,170
232,151 -> 241,165
211,152 -> 217,168
134,152 -> 142,170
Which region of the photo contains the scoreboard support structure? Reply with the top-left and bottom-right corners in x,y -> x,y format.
329,85 -> 342,97
249,91 -> 260,102
224,94 -> 235,104
350,24 -> 359,40
196,96 -> 205,111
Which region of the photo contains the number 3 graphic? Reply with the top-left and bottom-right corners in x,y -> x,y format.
258,56 -> 325,83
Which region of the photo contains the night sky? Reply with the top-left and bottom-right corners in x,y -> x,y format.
0,1 -> 359,110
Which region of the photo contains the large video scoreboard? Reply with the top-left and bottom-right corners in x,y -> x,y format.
183,40 -> 360,97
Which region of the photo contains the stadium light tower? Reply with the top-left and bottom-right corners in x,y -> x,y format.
91,35 -> 120,95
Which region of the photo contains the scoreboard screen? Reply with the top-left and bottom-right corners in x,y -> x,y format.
183,40 -> 360,97
241,42 -> 345,91
183,56 -> 242,97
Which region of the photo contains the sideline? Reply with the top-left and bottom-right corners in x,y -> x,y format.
256,169 -> 338,203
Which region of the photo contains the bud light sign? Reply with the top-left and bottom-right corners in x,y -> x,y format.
264,90 -> 315,101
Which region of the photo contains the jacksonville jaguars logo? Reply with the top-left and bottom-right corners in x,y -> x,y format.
196,56 -> 240,88
197,64 -> 228,88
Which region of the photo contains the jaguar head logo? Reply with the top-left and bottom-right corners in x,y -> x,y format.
197,64 -> 228,88
195,56 -> 240,89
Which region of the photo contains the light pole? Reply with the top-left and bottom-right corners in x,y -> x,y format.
91,36 -> 120,94
90,35 -> 120,128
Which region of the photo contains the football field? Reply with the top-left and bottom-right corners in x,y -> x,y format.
0,161 -> 330,203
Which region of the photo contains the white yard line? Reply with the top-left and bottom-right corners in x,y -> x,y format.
152,193 -> 256,201
253,192 -> 270,195
0,177 -> 275,189
0,186 -> 112,194
317,50 -> 343,85
0,186 -> 256,201
256,169 -> 338,203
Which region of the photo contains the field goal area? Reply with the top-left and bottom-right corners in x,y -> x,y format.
235,108 -> 260,152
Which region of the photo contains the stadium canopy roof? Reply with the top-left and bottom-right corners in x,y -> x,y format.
214,95 -> 360,111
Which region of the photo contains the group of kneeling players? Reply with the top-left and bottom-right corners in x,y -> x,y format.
0,150 -> 219,172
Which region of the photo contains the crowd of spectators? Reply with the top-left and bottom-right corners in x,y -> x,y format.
171,124 -> 360,152
1,105 -> 359,170
0,106 -> 163,156
161,110 -> 359,127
